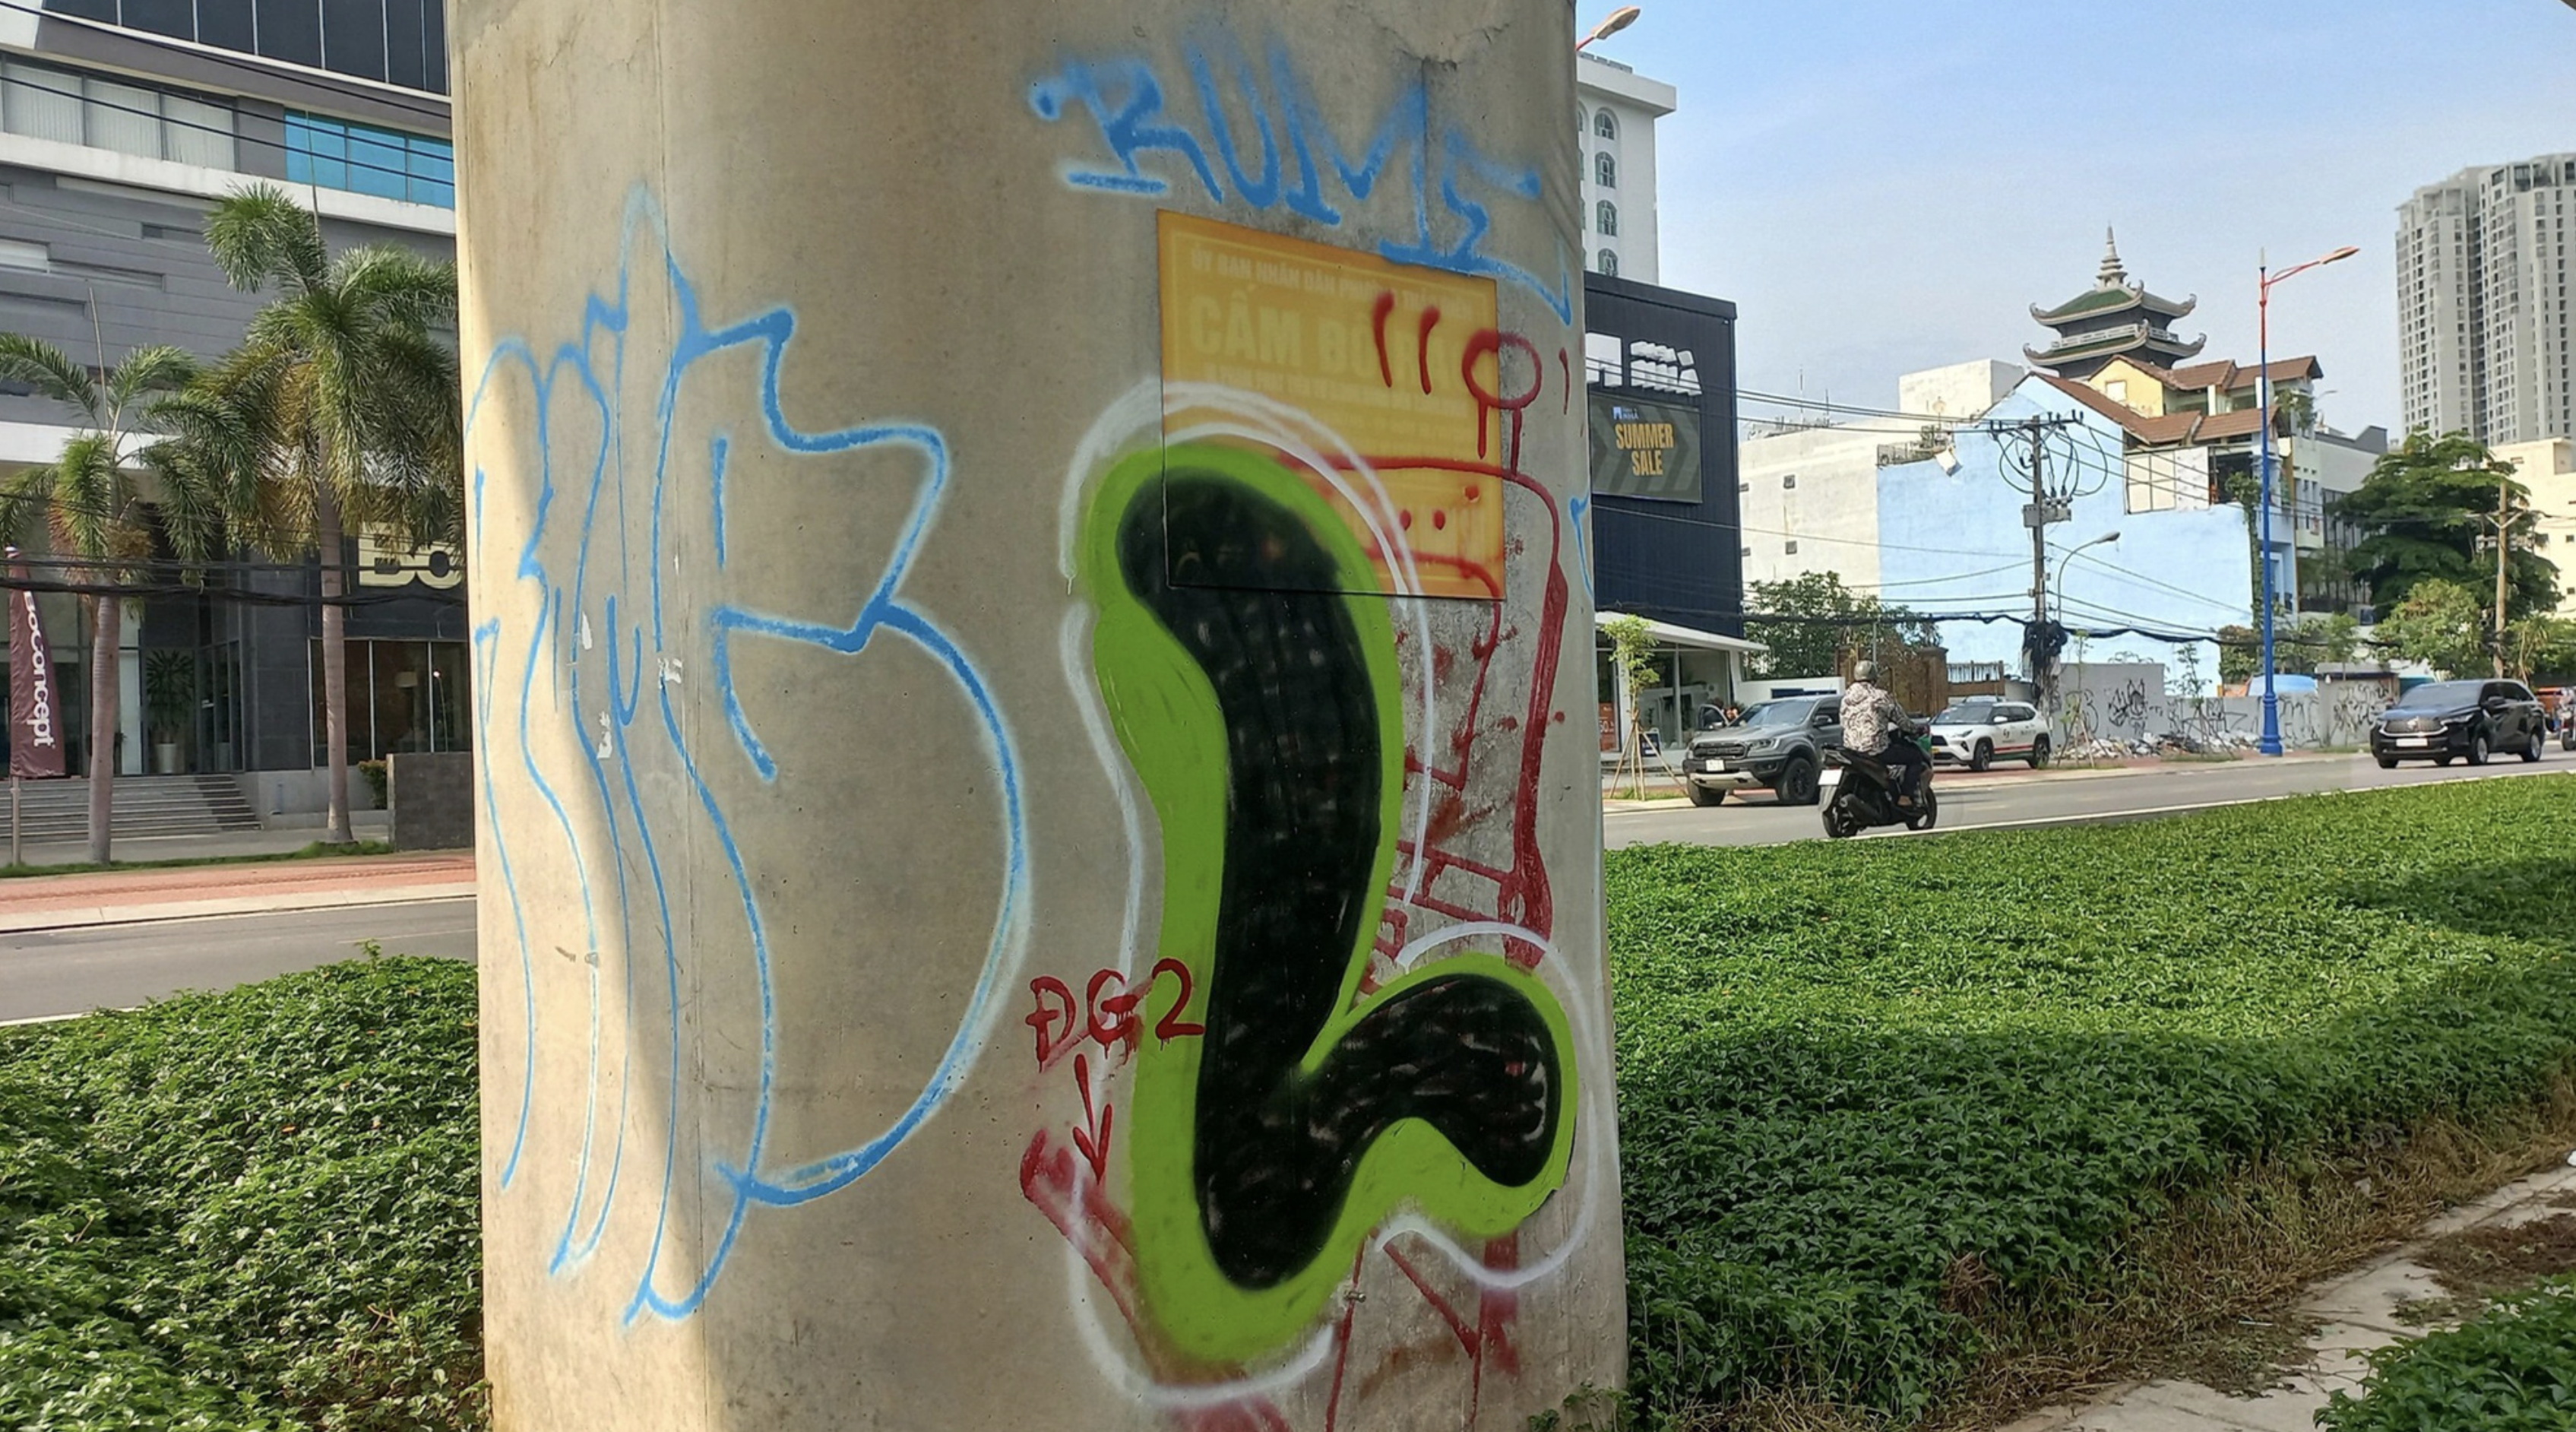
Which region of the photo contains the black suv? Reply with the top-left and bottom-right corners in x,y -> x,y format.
1684,695 -> 1840,806
2370,679 -> 2549,768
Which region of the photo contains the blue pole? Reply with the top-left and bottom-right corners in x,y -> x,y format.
2257,267 -> 2284,757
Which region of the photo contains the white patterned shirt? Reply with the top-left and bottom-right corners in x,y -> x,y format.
1840,681 -> 1904,755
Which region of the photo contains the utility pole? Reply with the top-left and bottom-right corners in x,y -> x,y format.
2483,470 -> 2534,676
2029,423 -> 2051,714
2013,416 -> 2077,727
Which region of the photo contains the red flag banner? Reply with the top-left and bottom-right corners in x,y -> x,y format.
8,559 -> 66,779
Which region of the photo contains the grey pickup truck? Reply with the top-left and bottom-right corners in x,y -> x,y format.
1682,695 -> 1841,806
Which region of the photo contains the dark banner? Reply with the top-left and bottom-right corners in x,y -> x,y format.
1587,390 -> 1704,503
8,558 -> 66,778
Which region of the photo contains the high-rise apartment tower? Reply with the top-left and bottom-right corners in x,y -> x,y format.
2398,154 -> 2576,444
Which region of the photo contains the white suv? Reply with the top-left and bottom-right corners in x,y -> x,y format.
1928,699 -> 2050,771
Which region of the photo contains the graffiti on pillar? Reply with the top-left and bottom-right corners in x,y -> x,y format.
1079,442 -> 1574,1367
1030,35 -> 1574,324
465,192 -> 1030,1322
1024,198 -> 1607,1421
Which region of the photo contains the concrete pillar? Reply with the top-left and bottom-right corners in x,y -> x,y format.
454,2 -> 1622,1427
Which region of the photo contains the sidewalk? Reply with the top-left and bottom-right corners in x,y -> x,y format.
0,849 -> 475,933
2005,1156 -> 2576,1432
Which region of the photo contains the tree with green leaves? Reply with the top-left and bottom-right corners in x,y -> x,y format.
2332,430 -> 2559,616
1745,571 -> 1938,680
2373,578 -> 2491,677
2502,614 -> 2576,685
163,185 -> 460,845
0,336 -> 217,862
1602,613 -> 1662,799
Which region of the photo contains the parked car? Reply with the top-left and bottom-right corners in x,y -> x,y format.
2369,679 -> 2549,768
1927,698 -> 2051,771
1684,695 -> 1840,806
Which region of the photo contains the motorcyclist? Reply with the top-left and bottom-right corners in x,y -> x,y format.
1840,661 -> 1928,806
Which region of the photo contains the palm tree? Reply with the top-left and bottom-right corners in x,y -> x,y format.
176,185 -> 460,845
0,336 -> 214,862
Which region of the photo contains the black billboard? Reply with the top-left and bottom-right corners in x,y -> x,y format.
1587,389 -> 1704,503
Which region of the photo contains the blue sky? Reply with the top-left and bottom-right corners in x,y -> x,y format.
1577,0 -> 2576,434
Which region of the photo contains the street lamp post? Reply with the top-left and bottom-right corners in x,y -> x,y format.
2255,243 -> 2359,757
2054,532 -> 2122,626
1578,5 -> 1642,50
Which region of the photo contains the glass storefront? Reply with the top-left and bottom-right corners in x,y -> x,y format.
309,637 -> 471,765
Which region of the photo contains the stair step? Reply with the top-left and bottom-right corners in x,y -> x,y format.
7,775 -> 265,842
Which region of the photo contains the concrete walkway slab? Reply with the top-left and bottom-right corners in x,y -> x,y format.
2014,1159 -> 2576,1432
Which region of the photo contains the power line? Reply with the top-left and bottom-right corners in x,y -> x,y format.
0,64 -> 444,193
1736,390 -> 1975,425
0,570 -> 459,607
1596,500 -> 2027,561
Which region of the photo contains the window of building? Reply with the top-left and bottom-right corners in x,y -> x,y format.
285,109 -> 454,207
1784,541 -> 1799,555
1595,151 -> 1616,189
1597,201 -> 1619,237
0,58 -> 237,169
1782,474 -> 1797,489
55,0 -> 449,94
1741,546 -> 1752,557
310,637 -> 473,765
1597,248 -> 1617,277
1595,109 -> 1617,141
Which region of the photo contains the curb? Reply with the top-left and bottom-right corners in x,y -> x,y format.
0,883 -> 479,935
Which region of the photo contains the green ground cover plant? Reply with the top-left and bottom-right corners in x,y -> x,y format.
2320,1278 -> 2576,1430
1609,778 -> 2576,1427
0,956 -> 481,1430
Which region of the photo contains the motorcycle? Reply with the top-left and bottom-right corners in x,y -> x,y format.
1820,733 -> 1938,840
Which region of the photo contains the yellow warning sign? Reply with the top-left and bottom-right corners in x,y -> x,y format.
1158,213 -> 1509,600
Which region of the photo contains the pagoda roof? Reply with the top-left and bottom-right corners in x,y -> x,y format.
2024,322 -> 2207,369
2030,229 -> 2199,325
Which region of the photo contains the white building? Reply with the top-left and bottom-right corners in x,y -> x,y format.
1736,360 -> 2023,592
2399,154 -> 2576,445
2501,438 -> 2576,610
1576,52 -> 1673,284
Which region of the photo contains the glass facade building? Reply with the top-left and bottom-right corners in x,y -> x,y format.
285,109 -> 451,205
42,0 -> 448,93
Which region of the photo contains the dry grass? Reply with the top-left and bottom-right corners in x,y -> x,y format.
1647,1095 -> 2576,1432
1926,1080 -> 2576,1429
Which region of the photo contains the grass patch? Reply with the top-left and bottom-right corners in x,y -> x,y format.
1609,777 -> 2576,1428
0,955 -> 482,1430
1,840 -> 397,879
2319,1278 -> 2576,1431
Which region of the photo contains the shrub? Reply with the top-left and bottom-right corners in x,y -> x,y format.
0,957 -> 483,1430
1609,779 -> 2576,1424
2318,1277 -> 2576,1430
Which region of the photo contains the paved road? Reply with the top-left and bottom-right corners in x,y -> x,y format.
0,897 -> 476,1026
1608,752 -> 2571,850
5,758 -> 2560,1022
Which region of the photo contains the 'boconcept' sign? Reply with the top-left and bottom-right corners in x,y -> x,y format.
7,559 -> 65,779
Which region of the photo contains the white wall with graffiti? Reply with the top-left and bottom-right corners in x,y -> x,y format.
2057,661 -> 2400,752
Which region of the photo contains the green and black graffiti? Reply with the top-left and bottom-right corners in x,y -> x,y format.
1078,442 -> 1577,1366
